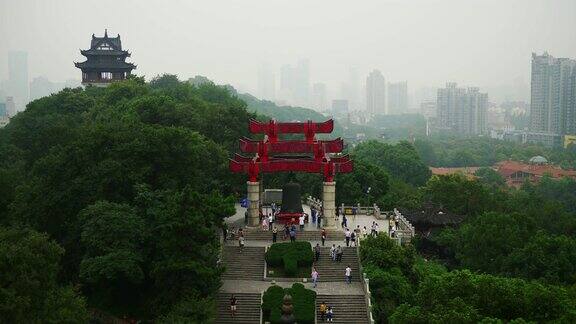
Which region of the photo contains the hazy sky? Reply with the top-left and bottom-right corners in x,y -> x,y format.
1,0 -> 575,97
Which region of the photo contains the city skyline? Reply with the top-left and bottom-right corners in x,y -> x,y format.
1,0 -> 574,102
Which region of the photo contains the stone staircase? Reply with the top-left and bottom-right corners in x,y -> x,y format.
316,294 -> 370,323
243,229 -> 344,242
313,247 -> 361,282
215,292 -> 261,324
221,246 -> 265,281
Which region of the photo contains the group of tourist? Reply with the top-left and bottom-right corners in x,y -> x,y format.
310,264 -> 353,287
318,301 -> 334,321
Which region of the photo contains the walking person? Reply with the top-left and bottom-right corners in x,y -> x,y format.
283,224 -> 289,240
319,301 -> 327,321
330,244 -> 336,261
341,214 -> 348,228
326,306 -> 333,322
239,235 -> 245,252
362,226 -> 368,239
321,228 -> 327,246
290,227 -> 296,242
345,265 -> 352,284
311,208 -> 317,224
272,226 -> 278,243
317,212 -> 322,229
345,228 -> 351,247
311,267 -> 319,288
314,243 -> 321,262
229,294 -> 237,317
299,214 -> 305,231
268,213 -> 273,231
351,231 -> 356,247
371,221 -> 377,237
336,245 -> 343,262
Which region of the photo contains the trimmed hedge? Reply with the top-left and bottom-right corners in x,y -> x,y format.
262,283 -> 316,324
266,242 -> 314,277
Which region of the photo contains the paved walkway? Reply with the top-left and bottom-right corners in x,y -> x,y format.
227,203 -> 389,234
221,280 -> 365,295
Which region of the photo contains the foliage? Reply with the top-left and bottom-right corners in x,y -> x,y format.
266,242 -> 314,277
0,227 -> 89,323
262,283 -> 316,324
414,136 -> 576,169
0,75 -> 241,320
436,212 -> 576,285
156,294 -> 215,324
336,159 -> 390,206
422,174 -> 494,216
361,233 -> 576,323
354,140 -> 431,186
360,234 -> 416,276
474,167 -> 505,188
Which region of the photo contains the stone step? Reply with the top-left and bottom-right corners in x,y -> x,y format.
316,295 -> 370,323
243,229 -> 345,242
215,293 -> 261,324
221,246 -> 265,281
312,247 -> 361,282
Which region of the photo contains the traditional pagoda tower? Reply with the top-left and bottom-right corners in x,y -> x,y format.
74,30 -> 136,86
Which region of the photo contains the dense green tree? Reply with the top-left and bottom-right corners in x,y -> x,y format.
422,174 -> 493,216
78,201 -> 145,312
354,140 -> 431,186
474,167 -> 506,188
0,227 -> 89,323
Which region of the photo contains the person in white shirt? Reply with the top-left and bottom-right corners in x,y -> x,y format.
345,265 -> 352,284
268,214 -> 273,231
299,215 -> 305,231
345,228 -> 351,247
330,244 -> 336,261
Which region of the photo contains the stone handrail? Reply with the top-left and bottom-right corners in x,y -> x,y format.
393,208 -> 415,242
356,235 -> 375,324
307,196 -> 323,210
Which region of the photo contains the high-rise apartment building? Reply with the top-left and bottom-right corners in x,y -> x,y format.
8,51 -> 29,112
529,52 -> 576,138
332,99 -> 349,115
436,83 -> 487,135
387,81 -> 408,114
279,59 -> 310,107
311,83 -> 327,111
5,97 -> 16,117
366,70 -> 386,115
257,66 -> 276,101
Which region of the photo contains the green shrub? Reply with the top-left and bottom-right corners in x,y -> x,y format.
266,242 -> 313,277
284,256 -> 298,277
262,283 -> 316,324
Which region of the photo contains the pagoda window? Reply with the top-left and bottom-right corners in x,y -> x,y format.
97,43 -> 113,51
100,72 -> 113,80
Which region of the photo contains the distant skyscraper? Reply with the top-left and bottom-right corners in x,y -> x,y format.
420,101 -> 437,119
366,70 -> 386,115
387,81 -> 408,114
332,99 -> 349,115
279,59 -> 310,107
529,52 -> 576,137
0,102 -> 6,117
6,97 -> 16,117
8,51 -> 29,112
257,65 -> 276,101
311,83 -> 327,111
436,83 -> 487,135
